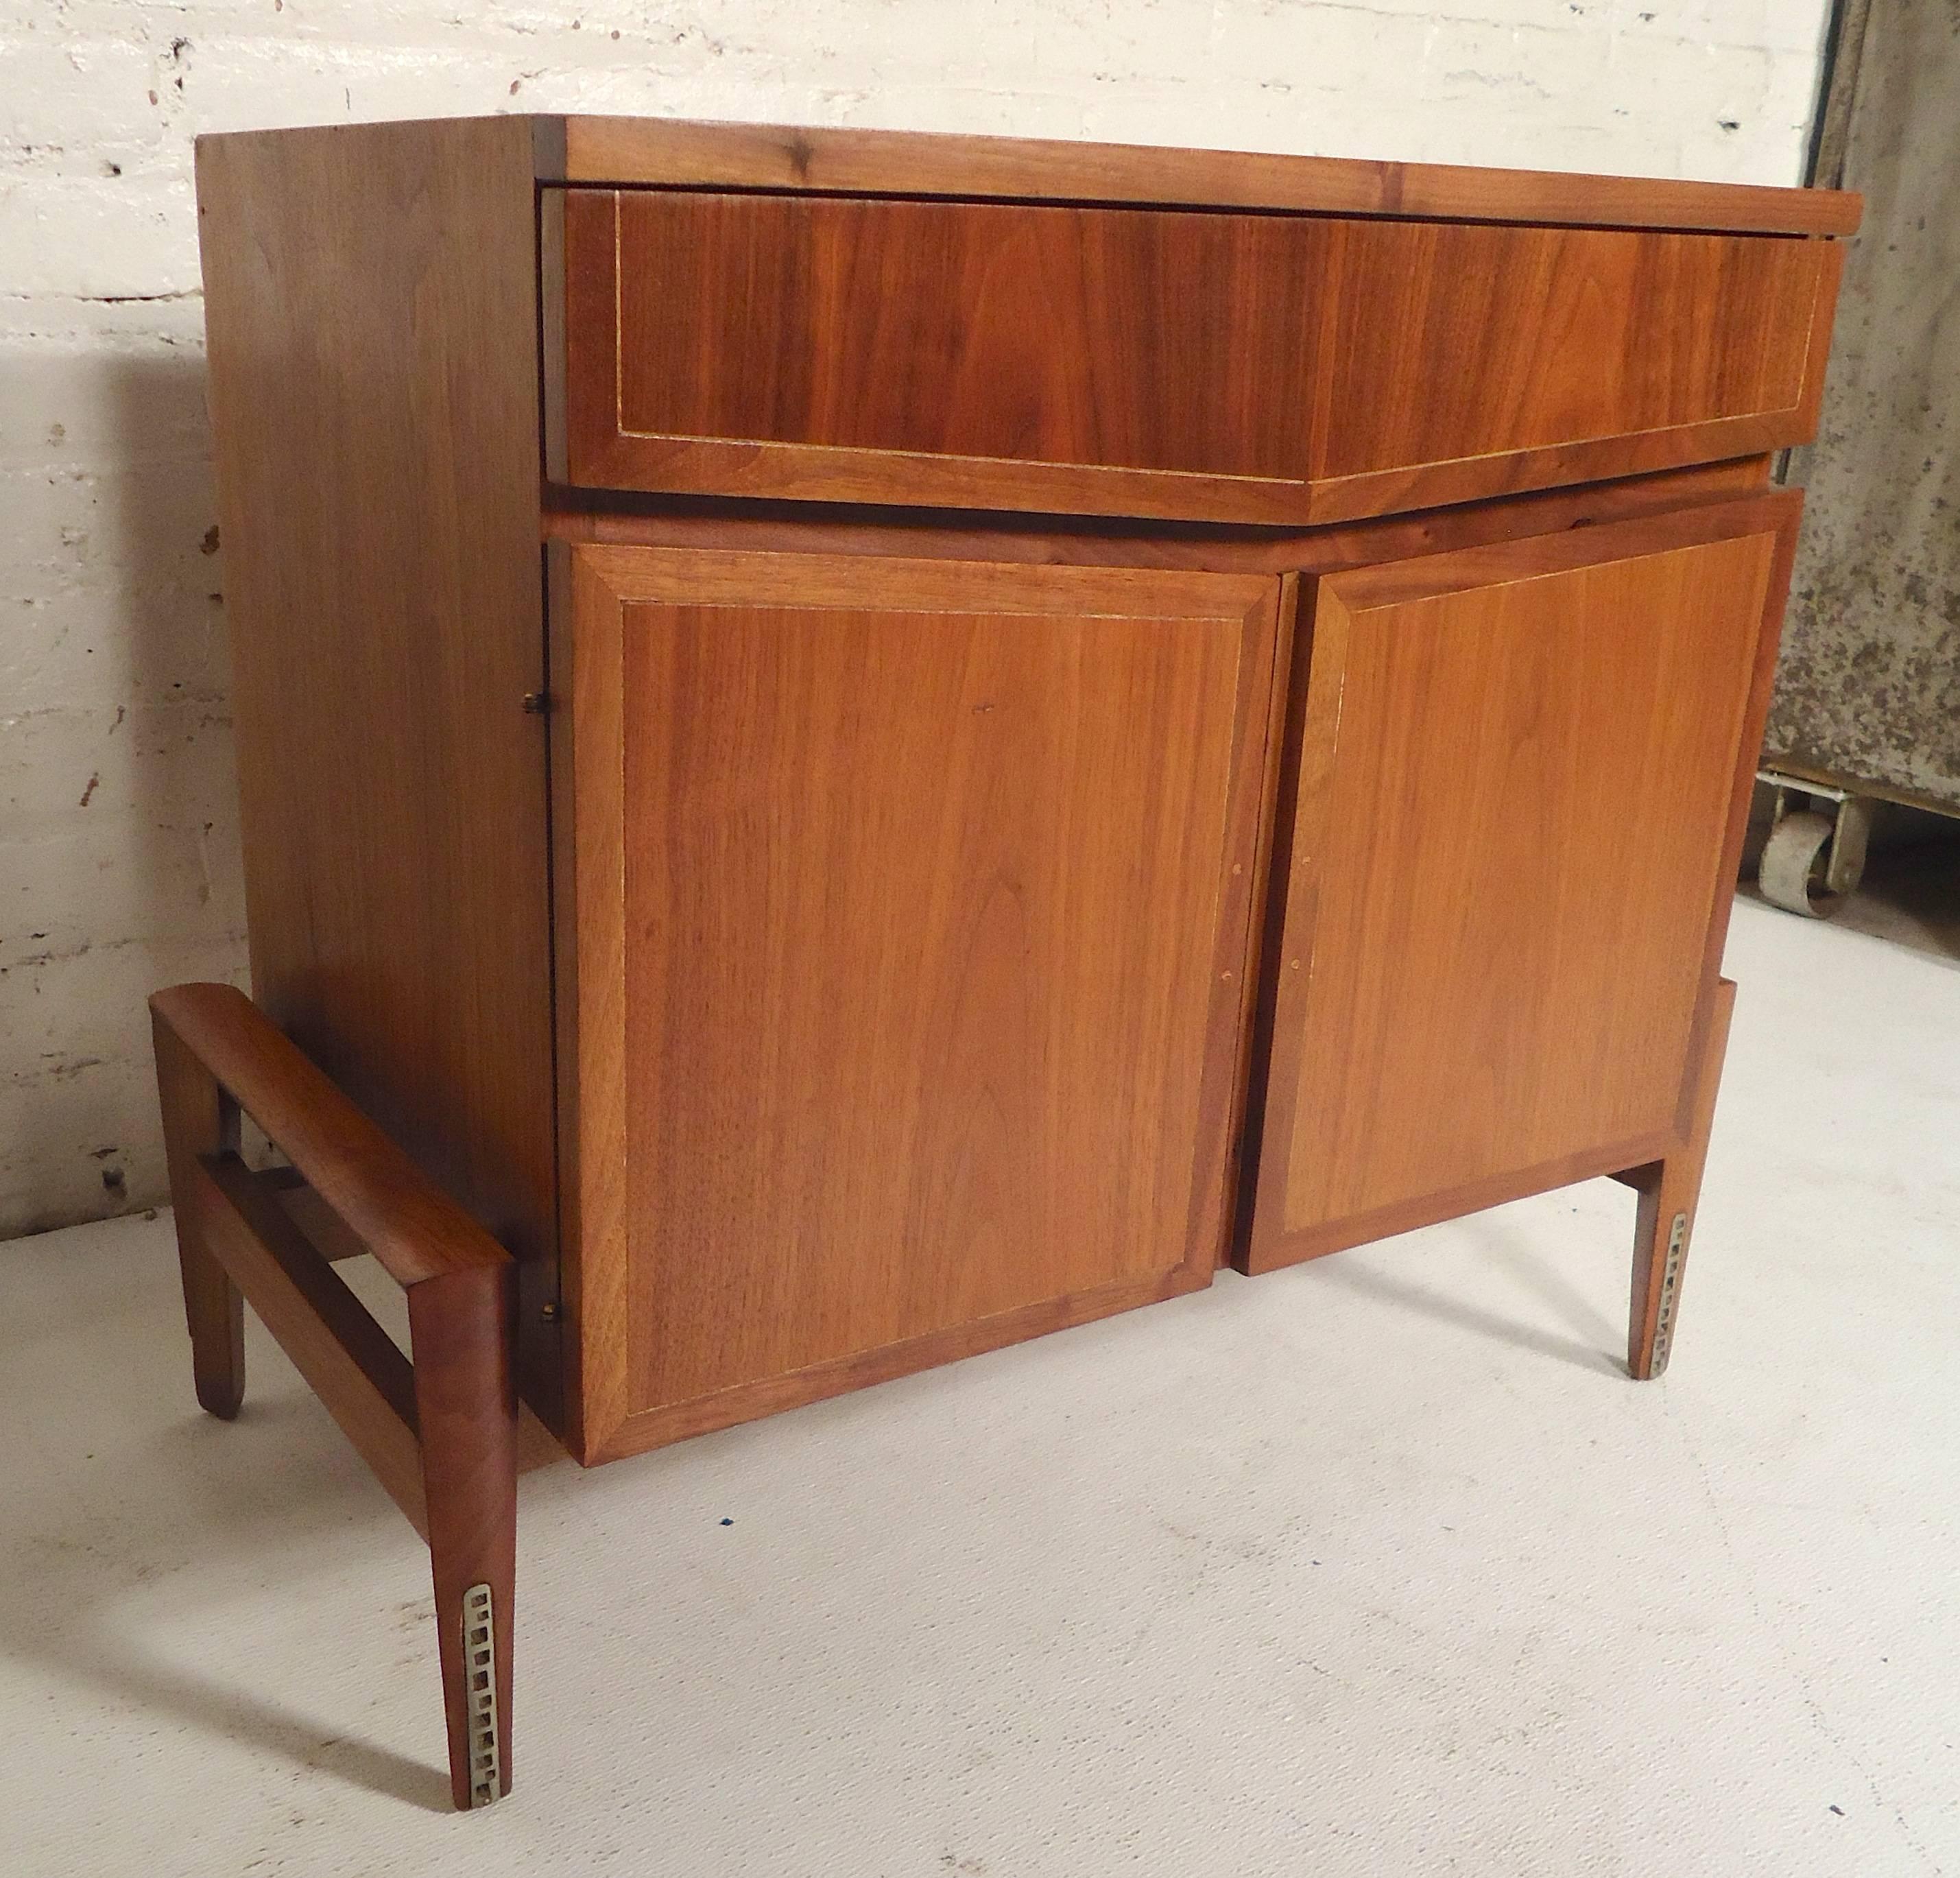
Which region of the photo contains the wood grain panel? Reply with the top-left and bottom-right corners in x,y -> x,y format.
556,189 -> 1838,524
558,545 -> 1283,1462
550,116 -> 1862,237
195,120 -> 563,1427
1242,494 -> 1798,1273
559,188 -> 1316,519
1304,221 -> 1828,519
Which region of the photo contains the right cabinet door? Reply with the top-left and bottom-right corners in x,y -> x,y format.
1241,493 -> 1797,1273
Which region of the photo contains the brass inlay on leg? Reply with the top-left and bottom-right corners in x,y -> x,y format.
462,1582 -> 501,1807
1649,1211 -> 1688,1377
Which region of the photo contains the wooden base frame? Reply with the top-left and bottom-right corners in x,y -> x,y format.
142,968 -> 1734,1812
150,984 -> 517,1811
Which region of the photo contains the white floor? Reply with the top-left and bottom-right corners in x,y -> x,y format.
4,896 -> 1958,1878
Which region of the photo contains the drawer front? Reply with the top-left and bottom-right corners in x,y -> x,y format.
552,187 -> 1838,525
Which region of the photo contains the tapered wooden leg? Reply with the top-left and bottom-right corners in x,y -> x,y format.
411,1268 -> 518,1809
1626,977 -> 1737,1380
152,1010 -> 246,1418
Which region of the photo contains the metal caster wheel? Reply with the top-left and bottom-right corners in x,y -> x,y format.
1756,773 -> 1872,918
1759,810 -> 1841,916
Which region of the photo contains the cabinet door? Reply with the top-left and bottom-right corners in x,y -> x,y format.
555,544 -> 1287,1462
1241,495 -> 1796,1273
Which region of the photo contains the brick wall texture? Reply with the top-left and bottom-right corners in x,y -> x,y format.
0,0 -> 1830,1236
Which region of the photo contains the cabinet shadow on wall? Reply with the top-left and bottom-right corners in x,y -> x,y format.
3,348 -> 251,1236
106,344 -> 249,993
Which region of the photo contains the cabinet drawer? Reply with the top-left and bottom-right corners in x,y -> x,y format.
550,187 -> 1839,525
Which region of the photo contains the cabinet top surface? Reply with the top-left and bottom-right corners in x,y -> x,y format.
199,113 -> 1861,238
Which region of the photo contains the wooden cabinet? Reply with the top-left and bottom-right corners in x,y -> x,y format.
172,115 -> 1856,1803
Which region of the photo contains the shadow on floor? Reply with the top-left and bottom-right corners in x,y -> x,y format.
1301,1220 -> 1629,1380
1,1261 -> 455,1814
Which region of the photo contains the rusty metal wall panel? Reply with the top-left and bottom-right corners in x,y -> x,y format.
1771,2 -> 1960,811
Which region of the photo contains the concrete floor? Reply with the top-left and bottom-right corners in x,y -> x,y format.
3,895 -> 1958,1878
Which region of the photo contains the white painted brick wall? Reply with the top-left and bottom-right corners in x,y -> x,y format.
0,0 -> 1830,1238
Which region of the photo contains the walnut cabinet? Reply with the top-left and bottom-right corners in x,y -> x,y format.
161,115 -> 1857,1805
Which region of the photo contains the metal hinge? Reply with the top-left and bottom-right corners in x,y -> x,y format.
1649,1211 -> 1688,1377
521,691 -> 553,715
462,1582 -> 501,1807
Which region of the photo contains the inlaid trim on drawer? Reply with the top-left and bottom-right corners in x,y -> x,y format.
550,187 -> 1841,526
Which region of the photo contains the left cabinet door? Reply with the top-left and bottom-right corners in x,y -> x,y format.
551,543 -> 1288,1463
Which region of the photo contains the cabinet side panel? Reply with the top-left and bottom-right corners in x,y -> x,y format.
195,120 -> 562,1428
